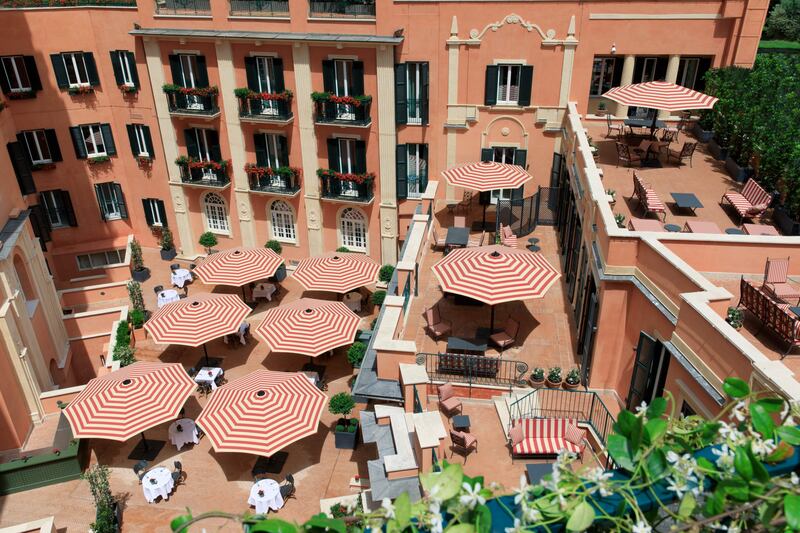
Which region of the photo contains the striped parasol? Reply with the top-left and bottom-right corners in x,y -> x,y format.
255,298 -> 361,357
291,252 -> 380,293
196,370 -> 326,456
144,294 -> 252,347
63,362 -> 195,441
193,247 -> 283,287
431,245 -> 561,328
602,81 -> 718,112
441,161 -> 532,192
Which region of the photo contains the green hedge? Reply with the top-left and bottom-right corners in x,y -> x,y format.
0,439 -> 87,495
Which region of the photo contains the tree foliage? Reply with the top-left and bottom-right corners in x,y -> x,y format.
764,0 -> 800,42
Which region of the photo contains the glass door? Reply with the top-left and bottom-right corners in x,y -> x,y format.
626,332 -> 670,410
179,55 -> 202,110
256,56 -> 278,116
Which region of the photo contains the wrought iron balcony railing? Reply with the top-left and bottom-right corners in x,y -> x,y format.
178,162 -> 229,188
164,90 -> 219,117
320,175 -> 374,203
229,0 -> 288,16
155,0 -> 209,14
308,0 -> 374,18
238,96 -> 292,122
313,99 -> 371,127
247,166 -> 301,195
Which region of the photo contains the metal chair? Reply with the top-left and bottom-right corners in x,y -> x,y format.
279,474 -> 295,500
153,285 -> 164,294
605,114 -> 623,139
133,460 -> 148,483
171,461 -> 184,485
170,263 -> 181,271
449,430 -> 478,463
615,142 -> 642,167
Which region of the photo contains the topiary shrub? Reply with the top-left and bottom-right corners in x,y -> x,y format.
347,342 -> 367,367
127,281 -> 144,312
378,264 -> 395,283
130,238 -> 145,272
328,392 -> 355,419
129,309 -> 145,329
265,240 -> 282,255
199,232 -> 218,253
371,290 -> 387,307
159,227 -> 175,251
336,246 -> 350,252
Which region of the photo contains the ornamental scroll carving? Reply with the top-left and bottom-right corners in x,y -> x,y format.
467,13 -> 558,43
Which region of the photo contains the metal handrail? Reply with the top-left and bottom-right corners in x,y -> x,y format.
417,352 -> 528,393
412,384 -> 423,414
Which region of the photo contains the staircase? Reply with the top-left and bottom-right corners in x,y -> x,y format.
492,387 -> 534,439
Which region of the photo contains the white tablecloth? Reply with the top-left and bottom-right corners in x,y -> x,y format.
168,418 -> 199,450
248,479 -> 284,514
171,269 -> 193,288
142,467 -> 174,503
252,283 -> 276,301
194,367 -> 223,390
223,322 -> 248,345
157,289 -> 180,308
343,291 -> 361,313
302,371 -> 319,386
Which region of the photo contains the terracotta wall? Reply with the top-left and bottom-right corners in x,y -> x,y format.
0,335 -> 33,450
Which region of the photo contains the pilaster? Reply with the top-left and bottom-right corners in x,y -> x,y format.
558,16 -> 579,108
445,16 -> 460,202
660,55 -> 681,119
376,45 -> 398,264
0,309 -> 44,423
616,55 -> 636,118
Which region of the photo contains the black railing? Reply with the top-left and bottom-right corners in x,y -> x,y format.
229,0 -> 287,15
417,352 -> 528,393
155,0 -> 209,14
166,93 -> 219,115
314,100 -> 371,126
407,173 -> 427,199
413,384 -> 423,414
239,98 -> 292,122
179,165 -> 229,187
248,174 -> 300,195
320,177 -> 374,203
308,0 -> 374,18
1,0 -> 135,6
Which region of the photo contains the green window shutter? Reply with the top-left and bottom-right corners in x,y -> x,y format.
142,126 -> 154,157
24,56 -> 41,91
254,133 -> 268,167
156,199 -> 168,227
29,203 -> 51,242
273,57 -> 285,92
484,65 -> 498,106
60,190 -> 78,226
110,51 -> 124,85
421,63 -> 430,125
184,129 -> 199,159
518,66 -> 533,106
69,126 -> 87,159
514,149 -> 527,170
0,64 -> 10,93
195,55 -> 209,87
16,133 -> 27,162
511,186 -> 523,202
354,140 -> 367,173
45,129 -> 62,162
479,148 -> 493,206
83,53 -> 99,86
50,54 -> 69,88
322,60 -> 335,92
141,199 -> 155,226
244,56 -> 259,91
481,148 -> 493,162
127,52 -> 140,88
168,55 -> 182,85
394,63 -> 407,125
126,124 -> 138,156
94,184 -> 107,221
278,136 -> 289,167
100,124 -> 116,155
114,183 -> 128,219
396,144 -> 408,200
352,61 -> 364,96
420,144 -> 429,192
207,130 -> 222,161
326,138 -> 339,170
7,142 -> 35,195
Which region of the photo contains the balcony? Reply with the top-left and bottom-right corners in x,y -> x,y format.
313,94 -> 372,127
308,0 -> 374,18
229,0 -> 288,16
177,158 -> 230,188
0,0 -> 135,7
319,171 -> 374,203
163,86 -> 220,118
235,89 -> 293,124
246,165 -> 301,196
155,0 -> 210,15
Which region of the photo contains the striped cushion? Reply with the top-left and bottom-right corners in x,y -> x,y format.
502,235 -> 518,248
765,258 -> 789,284
644,191 -> 665,211
741,179 -> 770,206
513,438 -> 582,455
564,423 -> 585,446
723,192 -> 753,217
521,418 -> 576,439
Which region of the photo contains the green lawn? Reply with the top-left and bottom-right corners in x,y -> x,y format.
759,40 -> 800,51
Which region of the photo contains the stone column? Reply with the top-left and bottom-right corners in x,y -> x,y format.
445,16 -> 460,202
142,38 -> 196,257
216,41 -> 257,247
0,312 -> 44,423
558,16 -> 578,109
292,43 -> 324,256
376,45 -> 398,265
616,55 -> 636,118
659,55 -> 681,120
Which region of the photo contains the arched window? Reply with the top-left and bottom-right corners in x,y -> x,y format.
339,208 -> 367,252
202,193 -> 229,234
270,200 -> 296,243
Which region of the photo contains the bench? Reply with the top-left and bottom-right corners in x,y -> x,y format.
436,353 -> 499,378
509,418 -> 587,460
632,172 -> 666,221
737,277 -> 800,357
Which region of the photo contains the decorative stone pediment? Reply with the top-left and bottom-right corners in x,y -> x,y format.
447,13 -> 576,47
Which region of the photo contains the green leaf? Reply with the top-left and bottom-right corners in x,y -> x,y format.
420,463 -> 463,501
703,490 -> 724,517
607,434 -> 635,471
645,449 -> 667,480
749,402 -> 776,437
446,525 -> 476,533
304,515 -> 346,533
644,419 -> 667,444
566,501 -> 595,532
723,377 -> 750,398
170,514 -> 193,533
718,479 -> 749,502
734,446 -> 753,481
746,446 -> 770,483
777,426 -> 800,445
474,503 -> 492,533
614,410 -> 637,437
760,501 -> 780,525
756,397 -> 784,414
646,397 -> 667,419
249,519 -> 297,533
629,416 -> 644,453
678,492 -> 696,519
394,493 -> 411,530
765,440 -> 795,463
700,422 -> 722,444
697,457 -> 717,473
785,494 -> 800,530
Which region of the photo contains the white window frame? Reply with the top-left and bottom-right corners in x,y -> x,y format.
339,207 -> 367,253
96,183 -> 122,221
678,57 -> 700,89
590,57 -> 616,96
41,190 -> 66,228
406,62 -> 423,125
334,59 -> 354,120
76,249 -> 126,271
640,57 -> 658,83
143,198 -> 164,227
496,64 -> 521,105
490,147 -> 516,204
23,130 -> 51,164
62,52 -> 90,87
202,192 -> 230,235
1,56 -> 31,92
337,138 -> 358,197
269,200 -> 296,244
81,124 -> 106,157
179,54 -> 203,110
407,143 -> 426,199
132,124 -> 149,157
117,52 -> 135,87
255,56 -> 279,116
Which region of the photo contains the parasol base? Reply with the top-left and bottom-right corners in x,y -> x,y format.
127,439 -> 166,462
251,451 -> 289,477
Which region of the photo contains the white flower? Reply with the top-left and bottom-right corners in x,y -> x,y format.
459,482 -> 486,510
712,444 -> 735,475
731,401 -> 747,422
792,472 -> 799,486
428,502 -> 443,533
635,401 -> 648,415
513,474 -> 529,505
522,505 -> 542,523
381,498 -> 395,519
585,467 -> 614,497
666,450 -> 680,464
751,437 -> 777,458
666,478 -> 688,498
505,518 -> 524,533
632,520 -> 652,533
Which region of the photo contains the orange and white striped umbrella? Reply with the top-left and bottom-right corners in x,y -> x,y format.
442,161 -> 531,191
63,362 -> 195,441
194,247 -> 283,287
603,81 -> 718,112
196,370 -> 326,456
255,298 -> 360,357
291,252 -> 380,293
144,294 -> 252,347
431,245 -> 561,305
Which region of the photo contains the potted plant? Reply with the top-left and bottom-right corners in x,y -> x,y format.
329,392 -> 359,449
564,368 -> 581,390
595,101 -> 607,117
529,367 -> 545,388
129,238 -> 150,282
347,341 -> 367,368
199,232 -> 218,255
614,213 -> 626,229
606,189 -> 616,207
336,246 -> 350,253
377,264 -> 394,289
158,227 -> 177,261
726,306 -> 744,330
692,110 -> 714,143
83,464 -> 121,533
546,367 -> 562,388
371,290 -> 387,308
264,240 -> 287,282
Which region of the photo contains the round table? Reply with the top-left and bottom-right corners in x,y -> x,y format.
726,228 -> 745,235
664,224 -> 682,233
248,478 -> 284,514
157,289 -> 180,308
168,418 -> 199,450
142,467 -> 174,503
171,268 -> 193,288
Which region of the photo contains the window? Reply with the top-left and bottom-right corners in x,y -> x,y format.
41,190 -> 68,228
590,57 -> 616,96
340,208 -> 367,252
203,192 -> 229,234
406,62 -> 426,125
70,124 -> 115,159
484,64 -> 532,107
81,124 -> 106,157
62,52 -> 90,86
336,138 -> 358,197
142,198 -> 167,227
1,56 -> 31,92
484,147 -> 526,205
22,130 -> 52,164
406,143 -> 427,198
112,50 -> 136,87
677,58 -> 700,89
270,200 -> 296,243
76,249 -> 125,271
680,400 -> 696,418
94,182 -> 128,221
255,56 -> 280,115
639,57 -> 658,83
128,124 -> 152,157
497,65 -> 521,104
51,52 -> 97,90
333,59 -> 353,97
260,133 -> 284,169
190,128 -> 214,162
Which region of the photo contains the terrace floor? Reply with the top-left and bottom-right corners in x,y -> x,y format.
588,122 -> 780,234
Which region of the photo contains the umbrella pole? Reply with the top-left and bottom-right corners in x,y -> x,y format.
203,344 -> 210,367
490,305 -> 495,332
241,285 -> 247,302
482,203 -> 488,231
140,432 -> 149,452
650,111 -> 658,139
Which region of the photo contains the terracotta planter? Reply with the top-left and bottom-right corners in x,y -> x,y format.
529,376 -> 545,389
545,378 -> 562,389
132,327 -> 147,344
563,380 -> 580,390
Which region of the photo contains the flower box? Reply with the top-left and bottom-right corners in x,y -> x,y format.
68,85 -> 94,96
234,88 -> 293,102
175,156 -> 230,173
162,84 -> 219,97
5,89 -> 35,100
692,122 -> 713,143
87,155 -> 111,165
137,156 -> 153,168
31,162 -> 56,171
311,91 -> 371,107
316,168 -> 374,184
119,84 -> 138,94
